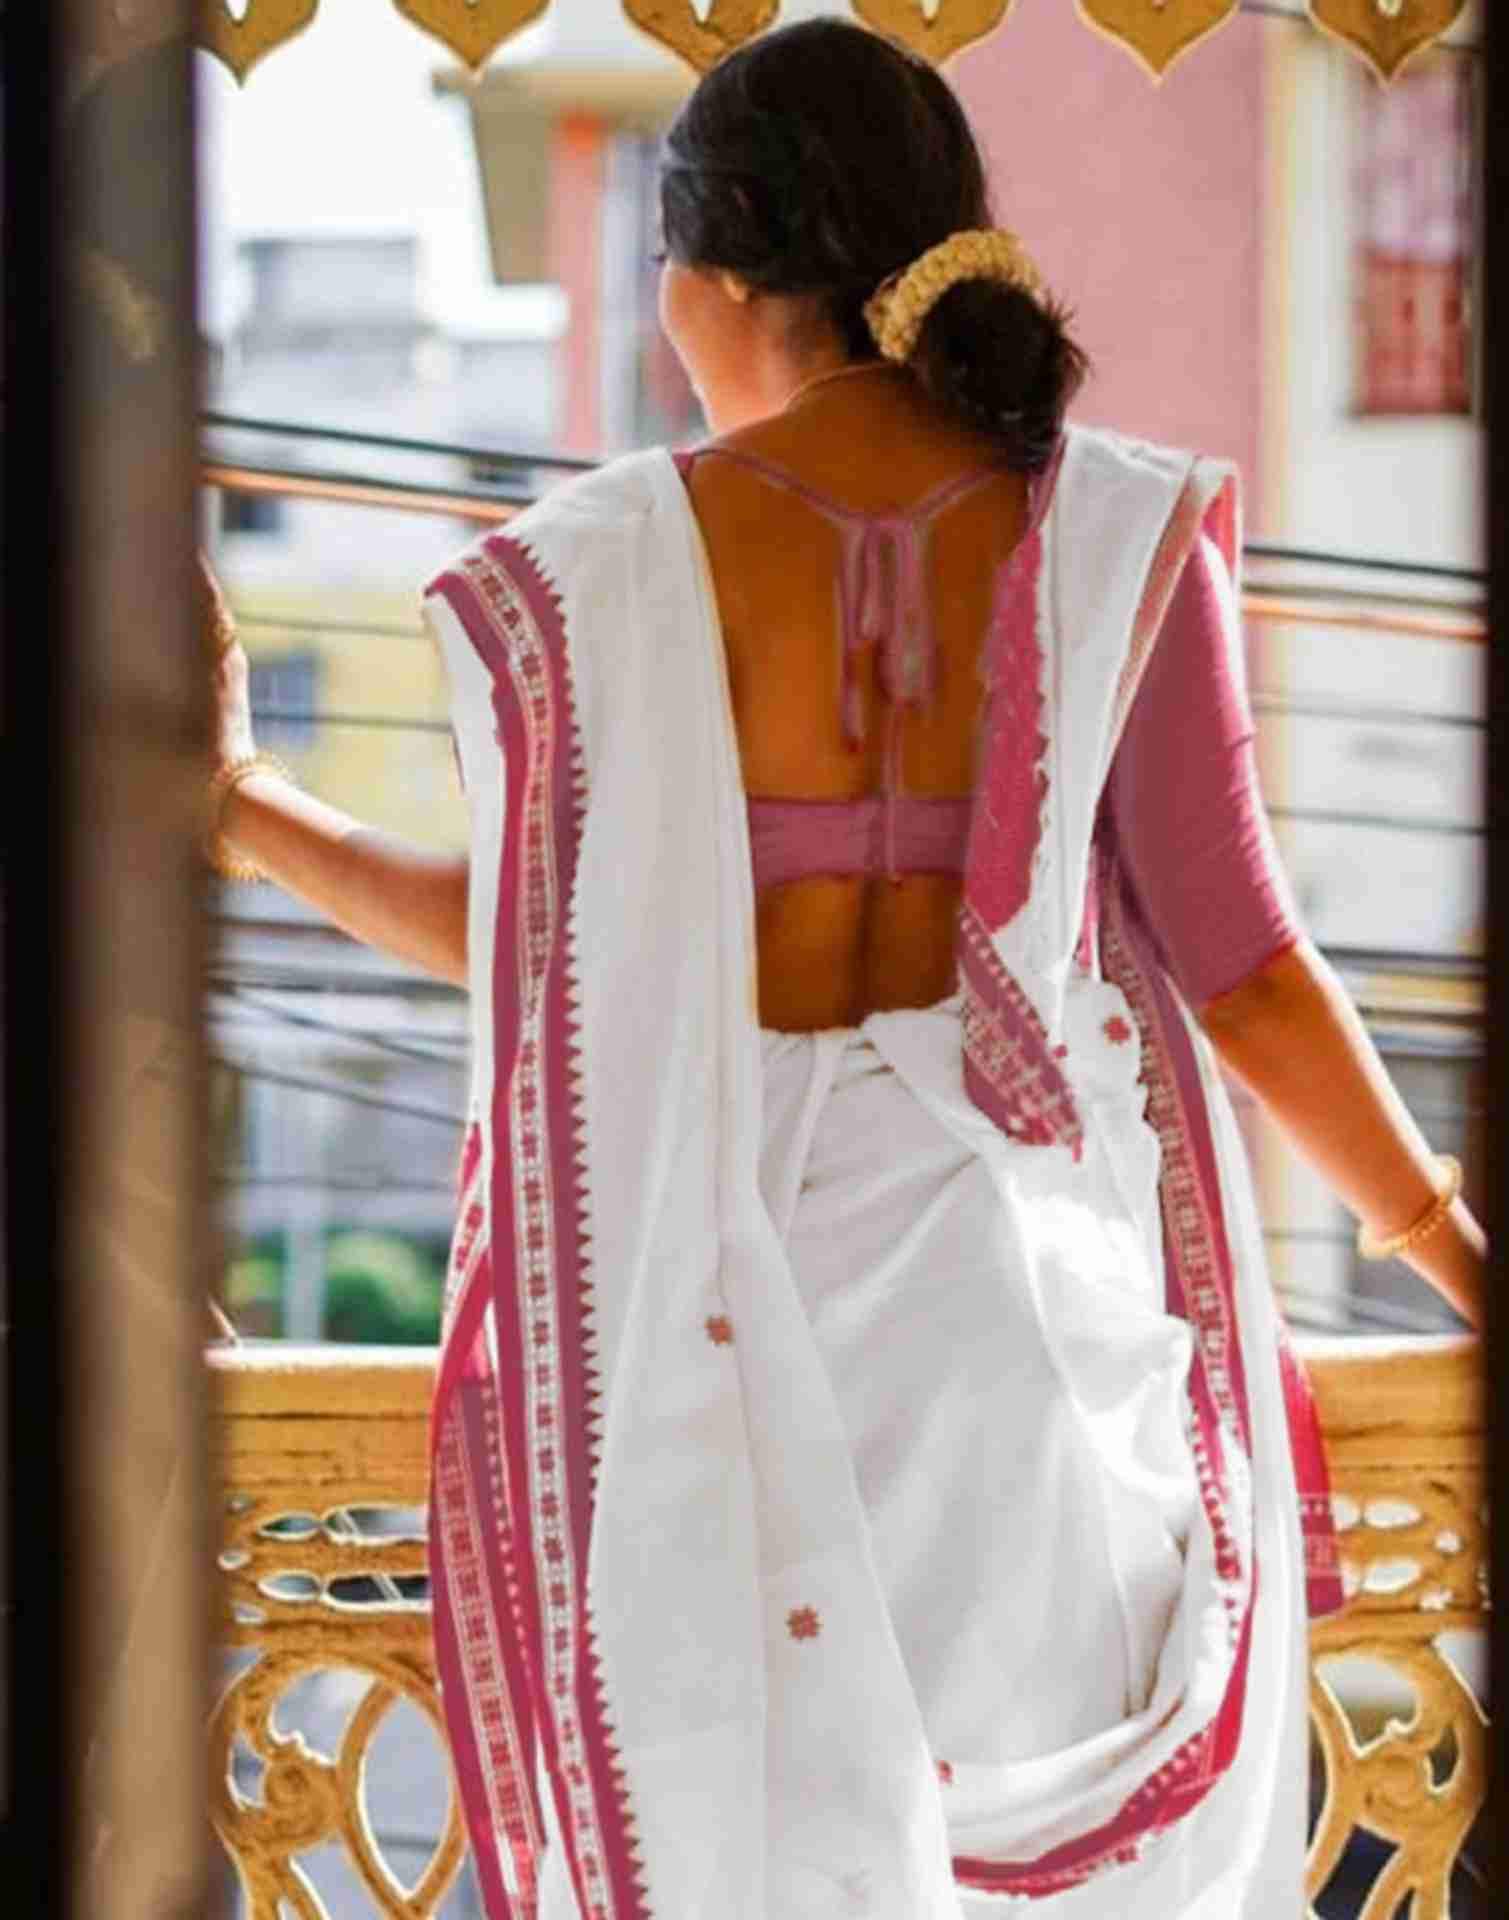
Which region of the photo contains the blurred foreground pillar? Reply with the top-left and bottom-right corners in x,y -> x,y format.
5,7 -> 213,1915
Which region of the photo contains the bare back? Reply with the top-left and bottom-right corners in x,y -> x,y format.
685,376 -> 1030,1032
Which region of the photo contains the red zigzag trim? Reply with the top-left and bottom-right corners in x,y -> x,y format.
428,536 -> 651,1920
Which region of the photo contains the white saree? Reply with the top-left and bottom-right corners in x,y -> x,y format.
422,426 -> 1342,1920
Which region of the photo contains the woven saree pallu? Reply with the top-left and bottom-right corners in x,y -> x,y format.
422,429 -> 1342,1920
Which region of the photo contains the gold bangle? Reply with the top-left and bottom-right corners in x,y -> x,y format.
1357,1154 -> 1463,1262
207,751 -> 295,884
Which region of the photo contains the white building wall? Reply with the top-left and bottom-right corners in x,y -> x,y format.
1263,31 -> 1483,574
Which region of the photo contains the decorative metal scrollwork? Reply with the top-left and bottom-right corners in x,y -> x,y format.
198,0 -> 319,85
1074,0 -> 1239,81
1302,1338 -> 1488,1915
213,1475 -> 465,1914
190,0 -> 1474,85
210,1648 -> 467,1915
1307,1640 -> 1486,1916
620,0 -> 781,75
391,0 -> 551,71
1307,0 -> 1470,85
852,0 -> 1015,68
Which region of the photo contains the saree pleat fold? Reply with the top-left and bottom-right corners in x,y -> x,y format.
422,428 -> 1343,1920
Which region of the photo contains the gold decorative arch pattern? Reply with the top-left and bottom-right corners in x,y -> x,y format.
196,0 -> 1470,86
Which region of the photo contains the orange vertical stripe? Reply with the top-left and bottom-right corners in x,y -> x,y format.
549,113 -> 607,457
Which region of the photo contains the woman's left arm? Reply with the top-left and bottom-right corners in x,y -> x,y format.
1106,536 -> 1484,1329
1197,940 -> 1485,1329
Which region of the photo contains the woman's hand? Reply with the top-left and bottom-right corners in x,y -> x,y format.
1199,941 -> 1486,1330
199,554 -> 256,775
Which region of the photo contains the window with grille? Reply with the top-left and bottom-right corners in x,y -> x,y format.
1352,56 -> 1475,417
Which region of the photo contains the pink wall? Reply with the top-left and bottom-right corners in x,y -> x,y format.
953,14 -> 1269,526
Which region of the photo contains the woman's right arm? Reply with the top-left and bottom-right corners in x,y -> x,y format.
209,583 -> 469,989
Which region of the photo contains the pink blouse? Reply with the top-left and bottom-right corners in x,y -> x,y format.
673,447 -> 1301,1010
1105,534 -> 1302,1007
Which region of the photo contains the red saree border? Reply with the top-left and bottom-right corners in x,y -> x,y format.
1101,866 -> 1254,1536
427,538 -> 650,1920
953,864 -> 1259,1899
432,1383 -> 546,1914
957,901 -> 1084,1160
1282,1326 -> 1346,1615
429,1121 -> 545,1911
1095,872 -> 1339,1626
442,1123 -> 489,1338
956,437 -> 1088,1160
1090,454 -> 1343,1623
963,434 -> 1067,934
953,451 -> 1270,1898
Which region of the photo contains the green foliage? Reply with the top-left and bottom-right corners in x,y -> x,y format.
322,1229 -> 445,1344
222,1227 -> 447,1342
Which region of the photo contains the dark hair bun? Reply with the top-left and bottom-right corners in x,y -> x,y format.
909,278 -> 1088,473
661,18 -> 1089,472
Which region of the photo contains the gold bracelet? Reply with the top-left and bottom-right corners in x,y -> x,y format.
1357,1154 -> 1463,1262
207,751 -> 295,884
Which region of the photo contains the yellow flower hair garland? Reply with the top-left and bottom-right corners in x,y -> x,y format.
864,228 -> 1045,365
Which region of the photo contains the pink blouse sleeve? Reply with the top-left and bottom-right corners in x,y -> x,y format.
1103,533 -> 1304,1009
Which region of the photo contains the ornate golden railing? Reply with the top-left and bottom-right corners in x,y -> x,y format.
209,1333 -> 1487,1919
1305,1336 -> 1488,1919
